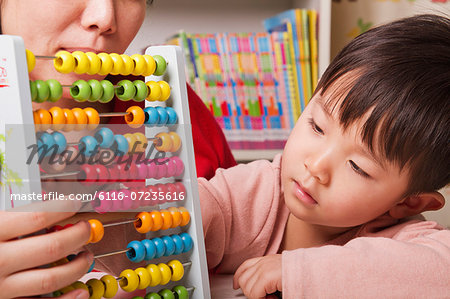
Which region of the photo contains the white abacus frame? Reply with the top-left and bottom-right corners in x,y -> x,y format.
0,35 -> 211,298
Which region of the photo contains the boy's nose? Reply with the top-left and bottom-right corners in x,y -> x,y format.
304,150 -> 331,185
81,0 -> 117,35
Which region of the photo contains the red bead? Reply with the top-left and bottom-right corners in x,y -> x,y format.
94,165 -> 109,182
167,183 -> 177,196
135,161 -> 148,179
155,160 -> 167,179
171,156 -> 184,177
78,164 -> 98,186
175,182 -> 186,198
166,158 -> 177,177
146,185 -> 159,206
107,164 -> 120,181
146,160 -> 158,178
116,163 -> 129,181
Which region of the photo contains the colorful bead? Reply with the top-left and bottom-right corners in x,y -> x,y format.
153,55 -> 167,76
131,54 -> 146,76
35,79 -> 50,103
133,132 -> 147,153
52,131 -> 67,154
26,49 -> 36,72
166,107 -> 178,125
87,219 -> 104,244
94,127 -> 114,148
173,286 -> 189,299
168,206 -> 182,228
99,80 -> 115,103
179,232 -> 193,253
125,106 -> 145,128
36,108 -> 52,131
29,80 -> 37,101
62,108 -> 76,132
86,52 -> 101,75
150,211 -> 163,231
46,79 -> 63,102
135,267 -> 151,289
124,133 -> 138,154
119,269 -> 139,292
159,209 -> 173,230
161,235 -> 175,257
120,54 -> 135,75
168,260 -> 184,281
179,207 -> 190,226
145,81 -> 162,101
135,211 -> 152,233
142,238 -> 157,261
71,281 -> 89,292
86,278 -> 105,299
158,263 -> 172,285
133,80 -> 148,101
158,288 -> 175,299
144,292 -> 162,299
152,237 -> 165,258
143,54 -> 156,76
88,79 -> 103,102
127,240 -> 146,263
146,264 -> 162,287
110,53 -> 124,75
84,107 -> 100,130
144,107 -> 159,126
54,50 -> 75,74
112,134 -> 129,155
172,156 -> 185,177
59,285 -> 75,294
98,52 -> 114,75
37,133 -> 55,157
116,80 -> 136,101
48,106 -> 66,131
171,234 -> 184,255
169,132 -> 182,152
70,80 -> 91,102
101,275 -> 119,298
158,81 -> 171,101
156,107 -> 168,126
79,135 -> 98,156
154,132 -> 172,152
72,51 -> 90,74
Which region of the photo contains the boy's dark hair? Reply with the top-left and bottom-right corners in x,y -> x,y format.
315,14 -> 449,195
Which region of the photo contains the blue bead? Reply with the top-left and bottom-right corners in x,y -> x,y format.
94,127 -> 114,148
179,232 -> 193,253
51,132 -> 67,154
144,107 -> 159,126
126,240 -> 146,263
79,135 -> 99,157
156,106 -> 168,126
165,107 -> 178,125
141,239 -> 156,261
112,134 -> 129,156
171,234 -> 184,255
87,260 -> 95,273
161,235 -> 175,256
152,237 -> 165,259
38,132 -> 56,157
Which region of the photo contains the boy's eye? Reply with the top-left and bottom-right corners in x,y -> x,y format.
308,118 -> 324,134
349,160 -> 370,178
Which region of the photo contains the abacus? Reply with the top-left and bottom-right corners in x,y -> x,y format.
0,35 -> 211,298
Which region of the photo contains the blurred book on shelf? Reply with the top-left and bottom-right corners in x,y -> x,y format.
166,8 -> 318,150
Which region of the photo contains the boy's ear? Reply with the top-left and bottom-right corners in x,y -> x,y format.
388,191 -> 445,219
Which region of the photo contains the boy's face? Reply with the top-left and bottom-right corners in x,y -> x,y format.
281,88 -> 411,228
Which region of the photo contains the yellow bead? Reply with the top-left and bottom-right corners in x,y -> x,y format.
146,264 -> 162,287
158,263 -> 172,285
72,281 -> 89,292
154,132 -> 172,152
143,54 -> 156,76
60,285 -> 75,294
86,279 -> 105,299
168,132 -> 181,152
124,133 -> 138,154
54,50 -> 75,74
133,132 -> 148,153
145,81 -> 162,101
119,269 -> 139,292
72,51 -> 90,74
101,275 -> 119,298
120,54 -> 134,75
168,260 -> 184,281
26,49 -> 36,72
110,53 -> 124,75
135,267 -> 151,289
131,54 -> 146,76
86,52 -> 101,75
98,52 -> 114,76
158,81 -> 171,101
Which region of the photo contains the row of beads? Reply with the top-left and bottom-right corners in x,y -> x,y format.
93,183 -> 187,213
26,49 -> 167,76
73,157 -> 184,186
125,233 -> 193,263
33,106 -> 144,131
132,285 -> 189,299
57,264 -> 188,299
37,129 -> 181,158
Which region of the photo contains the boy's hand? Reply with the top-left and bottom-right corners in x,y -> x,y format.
0,202 -> 93,298
233,254 -> 282,299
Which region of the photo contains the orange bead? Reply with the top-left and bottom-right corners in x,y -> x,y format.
134,211 -> 153,233
71,108 -> 87,131
178,206 -> 190,226
36,109 -> 52,131
62,108 -> 76,132
167,206 -> 182,228
87,219 -> 104,244
132,132 -> 147,153
125,106 -> 145,129
150,210 -> 163,231
84,107 -> 100,130
168,132 -> 181,152
154,132 -> 172,152
159,209 -> 173,230
33,110 -> 41,131
48,106 -> 66,131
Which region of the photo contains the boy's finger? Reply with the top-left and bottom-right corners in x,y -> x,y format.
1,251 -> 93,298
58,289 -> 90,299
1,221 -> 91,274
233,257 -> 261,289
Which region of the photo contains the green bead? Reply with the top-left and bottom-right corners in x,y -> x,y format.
132,297 -> 144,299
52,290 -> 62,297
153,55 -> 167,76
158,289 -> 175,299
88,79 -> 103,102
35,79 -> 50,102
46,79 -> 63,102
70,80 -> 91,102
133,80 -> 148,102
99,80 -> 115,103
115,79 -> 136,101
144,292 -> 162,299
173,286 -> 189,299
29,80 -> 37,102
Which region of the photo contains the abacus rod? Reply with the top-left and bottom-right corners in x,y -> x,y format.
94,248 -> 130,259
113,261 -> 193,282
41,171 -> 79,179
103,218 -> 137,227
36,55 -> 56,59
99,112 -> 128,117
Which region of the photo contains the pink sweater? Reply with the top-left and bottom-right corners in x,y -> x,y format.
198,154 -> 450,298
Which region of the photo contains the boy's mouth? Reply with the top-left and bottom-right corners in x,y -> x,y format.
293,180 -> 318,206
